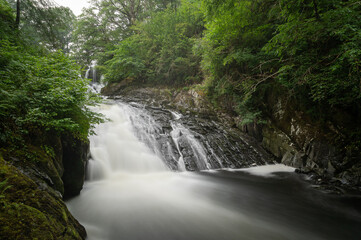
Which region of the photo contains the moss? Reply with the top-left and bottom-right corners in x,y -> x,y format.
0,202 -> 55,239
0,157 -> 86,240
3,143 -> 65,195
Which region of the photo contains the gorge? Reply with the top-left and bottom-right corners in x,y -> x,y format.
1,0 -> 361,239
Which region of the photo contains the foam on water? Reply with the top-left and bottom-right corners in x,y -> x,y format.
232,164 -> 296,177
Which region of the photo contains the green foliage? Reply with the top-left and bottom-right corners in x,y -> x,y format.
0,179 -> 11,199
105,37 -> 146,83
265,0 -> 361,107
7,0 -> 76,52
71,5 -> 116,67
0,39 -> 103,146
199,0 -> 279,119
71,0 -> 179,67
0,0 -> 15,40
104,0 -> 204,85
199,0 -> 361,130
41,145 -> 55,158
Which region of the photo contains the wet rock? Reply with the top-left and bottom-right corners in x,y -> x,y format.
62,136 -> 90,199
281,151 -> 305,169
109,90 -> 275,171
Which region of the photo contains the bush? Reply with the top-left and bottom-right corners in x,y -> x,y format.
0,39 -> 103,146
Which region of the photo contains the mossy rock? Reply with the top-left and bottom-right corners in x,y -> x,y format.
0,157 -> 86,239
4,144 -> 65,196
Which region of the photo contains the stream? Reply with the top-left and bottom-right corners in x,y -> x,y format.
67,99 -> 361,240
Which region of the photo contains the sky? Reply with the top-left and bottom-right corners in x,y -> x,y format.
53,0 -> 90,16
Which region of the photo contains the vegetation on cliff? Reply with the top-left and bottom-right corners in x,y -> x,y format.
0,0 -> 102,238
1,0 -> 102,149
74,0 -> 360,155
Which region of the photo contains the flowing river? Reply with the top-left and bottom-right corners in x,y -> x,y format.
67,100 -> 361,240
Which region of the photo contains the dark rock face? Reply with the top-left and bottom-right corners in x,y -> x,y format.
251,89 -> 361,193
101,78 -> 135,96
107,88 -> 275,172
62,136 -> 90,199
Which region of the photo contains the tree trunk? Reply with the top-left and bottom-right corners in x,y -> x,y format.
15,0 -> 20,29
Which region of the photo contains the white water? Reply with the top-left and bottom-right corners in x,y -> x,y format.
67,103 -> 291,239
85,60 -> 97,83
170,122 -> 210,170
88,103 -> 167,176
67,102 -> 361,240
85,68 -> 90,79
89,82 -> 104,94
231,164 -> 296,177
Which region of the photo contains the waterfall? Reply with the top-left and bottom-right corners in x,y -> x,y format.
85,67 -> 90,79
66,100 -> 361,240
88,102 -> 167,179
85,60 -> 97,83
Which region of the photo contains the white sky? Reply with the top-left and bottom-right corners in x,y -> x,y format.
53,0 -> 91,16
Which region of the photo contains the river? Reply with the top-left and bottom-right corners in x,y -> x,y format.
67,100 -> 361,240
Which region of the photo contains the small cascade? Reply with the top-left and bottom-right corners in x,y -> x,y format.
170,125 -> 186,171
87,101 -> 272,172
92,61 -> 97,83
89,82 -> 104,94
88,102 -> 168,177
85,100 -> 268,175
170,122 -> 210,171
85,60 -> 98,83
85,67 -> 90,79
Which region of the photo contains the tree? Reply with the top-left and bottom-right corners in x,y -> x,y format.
200,0 -> 279,113
7,0 -> 76,52
0,0 -> 15,38
265,0 -> 361,107
71,0 -> 180,67
104,0 -> 203,85
15,0 -> 19,29
0,0 -> 103,146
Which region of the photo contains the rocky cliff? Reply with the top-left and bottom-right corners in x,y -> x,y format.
102,84 -> 360,194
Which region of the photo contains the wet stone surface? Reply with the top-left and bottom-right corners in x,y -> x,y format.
115,97 -> 274,171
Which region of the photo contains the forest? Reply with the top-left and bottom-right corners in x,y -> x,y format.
0,0 -> 360,153
75,0 -> 361,154
0,0 -> 361,239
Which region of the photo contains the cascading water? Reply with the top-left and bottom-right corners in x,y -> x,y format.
170,121 -> 210,170
85,60 -> 97,83
67,99 -> 361,240
89,103 -> 167,176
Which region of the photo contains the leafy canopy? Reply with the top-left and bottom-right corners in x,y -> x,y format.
104,0 -> 204,85
0,0 -> 103,147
